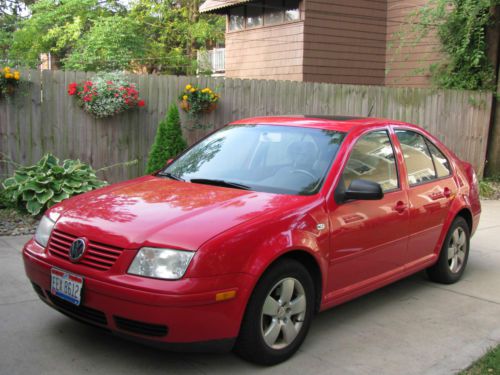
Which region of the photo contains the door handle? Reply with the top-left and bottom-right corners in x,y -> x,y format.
394,201 -> 407,213
443,187 -> 452,198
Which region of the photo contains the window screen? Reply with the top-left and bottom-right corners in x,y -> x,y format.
342,131 -> 399,192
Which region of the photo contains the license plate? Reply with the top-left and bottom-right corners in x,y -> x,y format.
51,268 -> 83,306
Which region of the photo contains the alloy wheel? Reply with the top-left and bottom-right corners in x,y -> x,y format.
260,277 -> 307,350
448,227 -> 467,273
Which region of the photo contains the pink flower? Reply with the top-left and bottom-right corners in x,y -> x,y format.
138,100 -> 145,107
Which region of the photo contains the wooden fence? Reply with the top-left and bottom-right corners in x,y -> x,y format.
0,69 -> 493,183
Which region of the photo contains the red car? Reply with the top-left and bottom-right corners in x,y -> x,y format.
23,116 -> 480,365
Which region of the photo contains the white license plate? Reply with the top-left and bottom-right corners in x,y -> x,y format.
50,268 -> 83,306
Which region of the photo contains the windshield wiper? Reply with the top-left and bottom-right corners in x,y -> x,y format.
189,178 -> 250,190
157,172 -> 184,181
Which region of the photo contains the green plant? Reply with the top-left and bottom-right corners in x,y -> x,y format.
68,72 -> 145,118
479,180 -> 494,198
146,104 -> 187,173
392,0 -> 499,91
179,83 -> 219,116
2,153 -> 106,216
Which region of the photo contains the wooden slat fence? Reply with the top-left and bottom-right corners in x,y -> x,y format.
0,69 -> 493,183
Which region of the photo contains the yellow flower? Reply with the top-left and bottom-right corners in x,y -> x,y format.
5,73 -> 13,79
3,66 -> 10,73
190,88 -> 196,93
182,95 -> 188,100
14,71 -> 20,80
185,84 -> 192,91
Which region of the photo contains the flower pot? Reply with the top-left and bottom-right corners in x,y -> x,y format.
179,100 -> 218,114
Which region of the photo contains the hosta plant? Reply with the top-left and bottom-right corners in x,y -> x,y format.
2,154 -> 106,216
68,72 -> 145,118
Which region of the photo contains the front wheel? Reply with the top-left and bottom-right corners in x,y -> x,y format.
427,216 -> 470,284
234,259 -> 315,365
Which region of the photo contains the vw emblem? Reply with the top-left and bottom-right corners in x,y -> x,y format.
69,238 -> 87,262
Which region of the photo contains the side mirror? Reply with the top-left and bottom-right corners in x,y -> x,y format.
166,158 -> 173,165
343,179 -> 384,201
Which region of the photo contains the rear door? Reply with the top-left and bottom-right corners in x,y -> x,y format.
393,129 -> 457,267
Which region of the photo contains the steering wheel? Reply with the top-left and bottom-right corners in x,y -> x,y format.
291,169 -> 316,180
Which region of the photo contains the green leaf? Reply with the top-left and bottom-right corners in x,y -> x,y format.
22,190 -> 35,201
2,177 -> 16,188
23,181 -> 46,193
52,191 -> 70,203
26,199 -> 43,216
36,189 -> 55,204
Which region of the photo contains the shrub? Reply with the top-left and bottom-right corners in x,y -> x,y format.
0,66 -> 21,97
67,72 -> 145,118
179,83 -> 219,116
2,154 -> 106,216
146,104 -> 187,173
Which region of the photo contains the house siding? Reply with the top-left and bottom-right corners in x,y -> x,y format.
225,21 -> 305,81
302,0 -> 387,85
385,0 -> 443,87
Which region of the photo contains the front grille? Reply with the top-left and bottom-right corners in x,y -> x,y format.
114,316 -> 168,337
48,229 -> 123,271
47,292 -> 108,326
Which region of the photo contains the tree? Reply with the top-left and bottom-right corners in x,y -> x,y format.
8,0 -> 127,67
63,16 -> 147,71
4,0 -> 225,73
146,104 -> 187,174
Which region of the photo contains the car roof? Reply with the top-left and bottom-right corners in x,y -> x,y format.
228,115 -> 413,132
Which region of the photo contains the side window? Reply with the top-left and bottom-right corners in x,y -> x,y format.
426,141 -> 452,178
395,130 -> 436,186
342,131 -> 399,192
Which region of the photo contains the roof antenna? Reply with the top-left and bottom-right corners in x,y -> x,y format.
367,102 -> 374,117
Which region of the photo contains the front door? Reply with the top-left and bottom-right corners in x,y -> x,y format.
327,130 -> 409,301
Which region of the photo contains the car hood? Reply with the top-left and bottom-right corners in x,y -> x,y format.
53,176 -> 311,250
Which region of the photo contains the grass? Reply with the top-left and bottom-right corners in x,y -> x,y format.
460,345 -> 500,374
479,174 -> 500,200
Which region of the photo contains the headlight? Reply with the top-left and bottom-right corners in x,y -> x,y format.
34,216 -> 55,247
128,248 -> 195,280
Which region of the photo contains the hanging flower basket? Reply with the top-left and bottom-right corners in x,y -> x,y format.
180,99 -> 217,114
179,84 -> 219,116
67,72 -> 145,118
0,67 -> 21,99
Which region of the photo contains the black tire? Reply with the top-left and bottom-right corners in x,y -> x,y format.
234,258 -> 315,365
426,216 -> 470,284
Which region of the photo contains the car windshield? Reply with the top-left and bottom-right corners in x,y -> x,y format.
162,124 -> 346,195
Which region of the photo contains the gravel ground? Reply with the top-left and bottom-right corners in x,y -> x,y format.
0,209 -> 39,236
482,181 -> 500,200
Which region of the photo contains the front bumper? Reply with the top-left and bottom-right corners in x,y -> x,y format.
23,238 -> 256,351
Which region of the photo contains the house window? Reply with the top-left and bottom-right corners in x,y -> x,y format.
264,0 -> 284,25
227,0 -> 300,32
284,0 -> 300,21
246,4 -> 263,28
229,6 -> 245,31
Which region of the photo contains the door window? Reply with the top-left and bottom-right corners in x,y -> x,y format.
426,141 -> 452,178
342,130 -> 399,192
396,130 -> 437,186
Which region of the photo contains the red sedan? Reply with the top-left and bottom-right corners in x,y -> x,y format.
23,116 -> 481,365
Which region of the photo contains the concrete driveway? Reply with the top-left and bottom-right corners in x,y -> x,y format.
1,201 -> 499,375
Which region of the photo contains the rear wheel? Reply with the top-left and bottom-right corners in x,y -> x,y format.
427,216 -> 470,284
234,259 -> 315,365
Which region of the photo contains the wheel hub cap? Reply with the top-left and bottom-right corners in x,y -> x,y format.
260,277 -> 307,350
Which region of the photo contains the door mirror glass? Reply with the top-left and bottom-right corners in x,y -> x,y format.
344,179 -> 384,201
